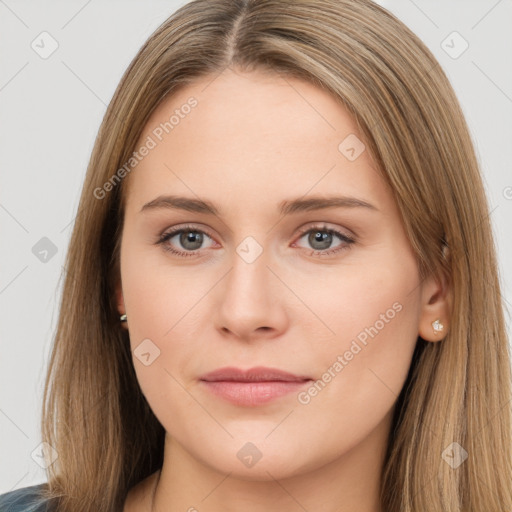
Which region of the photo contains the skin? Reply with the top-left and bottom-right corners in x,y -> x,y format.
117,67 -> 451,512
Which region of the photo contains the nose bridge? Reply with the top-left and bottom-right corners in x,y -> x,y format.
226,236 -> 272,305
214,234 -> 288,338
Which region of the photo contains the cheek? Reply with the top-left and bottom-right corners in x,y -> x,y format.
119,244 -> 199,399
284,246 -> 420,346
121,242 -> 206,342
293,249 -> 420,433
125,292 -> 203,435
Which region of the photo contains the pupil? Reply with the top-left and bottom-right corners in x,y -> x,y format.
309,230 -> 332,250
180,231 -> 203,250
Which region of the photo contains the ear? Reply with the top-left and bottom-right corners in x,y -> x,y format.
418,261 -> 452,343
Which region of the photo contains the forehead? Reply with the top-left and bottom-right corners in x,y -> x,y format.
123,68 -> 391,216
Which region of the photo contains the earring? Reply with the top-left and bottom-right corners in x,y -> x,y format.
120,314 -> 127,322
431,319 -> 444,334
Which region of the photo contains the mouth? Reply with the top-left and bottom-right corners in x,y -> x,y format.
199,366 -> 313,406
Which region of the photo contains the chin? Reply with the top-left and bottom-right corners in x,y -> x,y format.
192,438 -> 316,482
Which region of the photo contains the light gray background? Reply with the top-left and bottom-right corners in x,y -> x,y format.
1,0 -> 511,493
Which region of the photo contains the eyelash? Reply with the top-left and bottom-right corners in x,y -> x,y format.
155,223 -> 355,258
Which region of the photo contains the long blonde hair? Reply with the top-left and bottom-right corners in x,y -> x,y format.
40,0 -> 512,510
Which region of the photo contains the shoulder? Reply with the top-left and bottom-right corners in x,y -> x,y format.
0,483 -> 53,512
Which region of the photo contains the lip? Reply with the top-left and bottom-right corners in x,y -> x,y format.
200,366 -> 311,383
199,366 -> 313,407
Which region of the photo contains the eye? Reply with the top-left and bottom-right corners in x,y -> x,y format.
293,224 -> 355,256
156,224 -> 217,257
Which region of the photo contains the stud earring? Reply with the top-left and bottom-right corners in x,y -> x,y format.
432,319 -> 444,334
120,314 -> 127,322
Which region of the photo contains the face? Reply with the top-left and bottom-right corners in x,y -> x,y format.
116,68 -> 437,480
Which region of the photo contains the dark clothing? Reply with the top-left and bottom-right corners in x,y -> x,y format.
0,483 -> 53,512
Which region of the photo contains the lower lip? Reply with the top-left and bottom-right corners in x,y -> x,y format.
200,380 -> 311,406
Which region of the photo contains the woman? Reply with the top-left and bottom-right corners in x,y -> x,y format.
1,0 -> 510,510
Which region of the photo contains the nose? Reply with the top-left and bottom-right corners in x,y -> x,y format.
214,246 -> 289,342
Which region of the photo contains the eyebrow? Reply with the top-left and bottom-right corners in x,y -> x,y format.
140,194 -> 378,216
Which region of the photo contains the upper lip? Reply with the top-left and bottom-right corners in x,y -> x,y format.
200,366 -> 312,383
